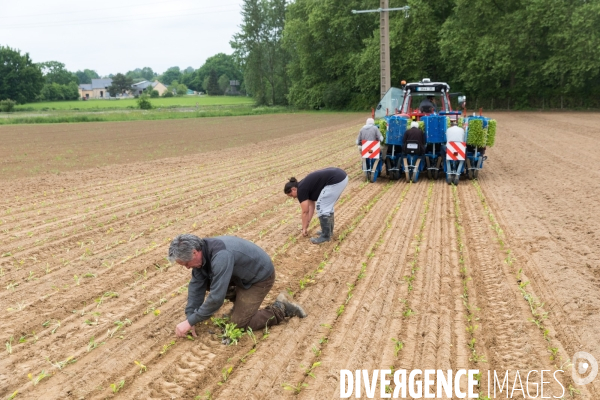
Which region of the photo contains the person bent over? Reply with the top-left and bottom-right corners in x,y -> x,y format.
169,234 -> 306,339
284,167 -> 348,244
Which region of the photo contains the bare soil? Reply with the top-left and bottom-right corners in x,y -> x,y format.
1,112 -> 599,399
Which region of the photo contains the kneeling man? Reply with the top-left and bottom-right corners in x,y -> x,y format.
168,234 -> 307,338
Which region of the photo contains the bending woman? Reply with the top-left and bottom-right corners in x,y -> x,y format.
284,167 -> 348,244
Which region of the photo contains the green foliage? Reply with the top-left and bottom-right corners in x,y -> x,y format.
160,66 -> 182,86
137,95 -> 153,110
162,91 -> 174,98
126,67 -> 155,82
374,119 -> 387,142
150,89 -> 159,98
218,74 -> 230,95
75,69 -> 100,84
108,73 -> 134,97
486,119 -> 497,146
230,0 -> 288,105
168,81 -> 188,97
192,53 -> 242,93
206,70 -> 220,96
39,82 -> 80,101
0,46 -> 44,104
0,99 -> 16,112
38,61 -> 78,85
466,119 -> 486,147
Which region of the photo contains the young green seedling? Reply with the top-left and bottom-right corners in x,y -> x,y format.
134,361 -> 147,374
391,338 -> 404,357
281,382 -> 308,394
110,380 -> 125,393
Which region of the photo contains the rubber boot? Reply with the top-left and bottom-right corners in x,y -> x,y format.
273,292 -> 307,318
316,212 -> 334,236
310,215 -> 331,244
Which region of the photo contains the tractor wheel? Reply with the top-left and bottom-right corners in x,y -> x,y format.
432,169 -> 439,180
426,157 -> 433,180
453,173 -> 460,185
446,173 -> 453,185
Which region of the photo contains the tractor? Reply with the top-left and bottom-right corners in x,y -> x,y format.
374,79 -> 495,184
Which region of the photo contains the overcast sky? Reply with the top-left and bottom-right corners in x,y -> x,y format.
1,0 -> 244,76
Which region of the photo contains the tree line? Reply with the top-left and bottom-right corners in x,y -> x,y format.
0,46 -> 244,104
231,0 -> 600,109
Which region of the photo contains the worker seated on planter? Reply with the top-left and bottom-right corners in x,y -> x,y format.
356,117 -> 384,171
403,121 -> 426,156
419,96 -> 437,113
441,120 -> 465,156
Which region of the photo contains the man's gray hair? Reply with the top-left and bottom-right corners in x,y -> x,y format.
168,234 -> 203,263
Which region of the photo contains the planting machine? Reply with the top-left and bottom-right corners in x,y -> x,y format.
369,79 -> 496,184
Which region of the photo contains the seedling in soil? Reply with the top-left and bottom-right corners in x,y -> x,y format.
6,336 -> 13,354
311,345 -> 321,358
391,338 -> 404,357
28,370 -> 50,385
246,328 -> 257,345
240,348 -> 256,363
51,321 -> 61,334
7,390 -> 18,399
160,340 -> 176,355
197,390 -> 213,400
134,361 -> 147,374
285,288 -> 294,298
110,380 -> 125,393
47,356 -> 76,370
220,323 -> 244,345
320,324 -> 332,330
402,308 -> 415,318
336,305 -> 345,317
73,275 -> 80,285
282,382 -> 308,394
303,362 -> 321,378
218,366 -> 233,385
568,384 -> 580,397
87,337 -> 104,352
95,291 -> 119,307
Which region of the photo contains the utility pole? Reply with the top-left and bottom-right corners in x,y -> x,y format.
352,2 -> 409,100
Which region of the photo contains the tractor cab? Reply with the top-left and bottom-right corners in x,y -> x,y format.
400,79 -> 462,122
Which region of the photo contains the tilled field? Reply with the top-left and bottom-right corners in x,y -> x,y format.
1,112 -> 599,399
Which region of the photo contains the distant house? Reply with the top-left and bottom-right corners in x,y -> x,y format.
131,80 -> 168,96
79,79 -> 113,99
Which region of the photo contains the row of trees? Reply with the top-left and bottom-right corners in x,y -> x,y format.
0,45 -> 246,104
230,0 -> 600,109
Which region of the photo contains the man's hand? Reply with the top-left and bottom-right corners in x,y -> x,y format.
302,228 -> 308,237
175,320 -> 197,338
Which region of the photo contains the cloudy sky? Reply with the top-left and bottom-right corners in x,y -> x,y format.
1,0 -> 244,76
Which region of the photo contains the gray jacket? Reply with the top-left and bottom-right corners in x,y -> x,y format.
356,124 -> 383,145
185,236 -> 273,326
